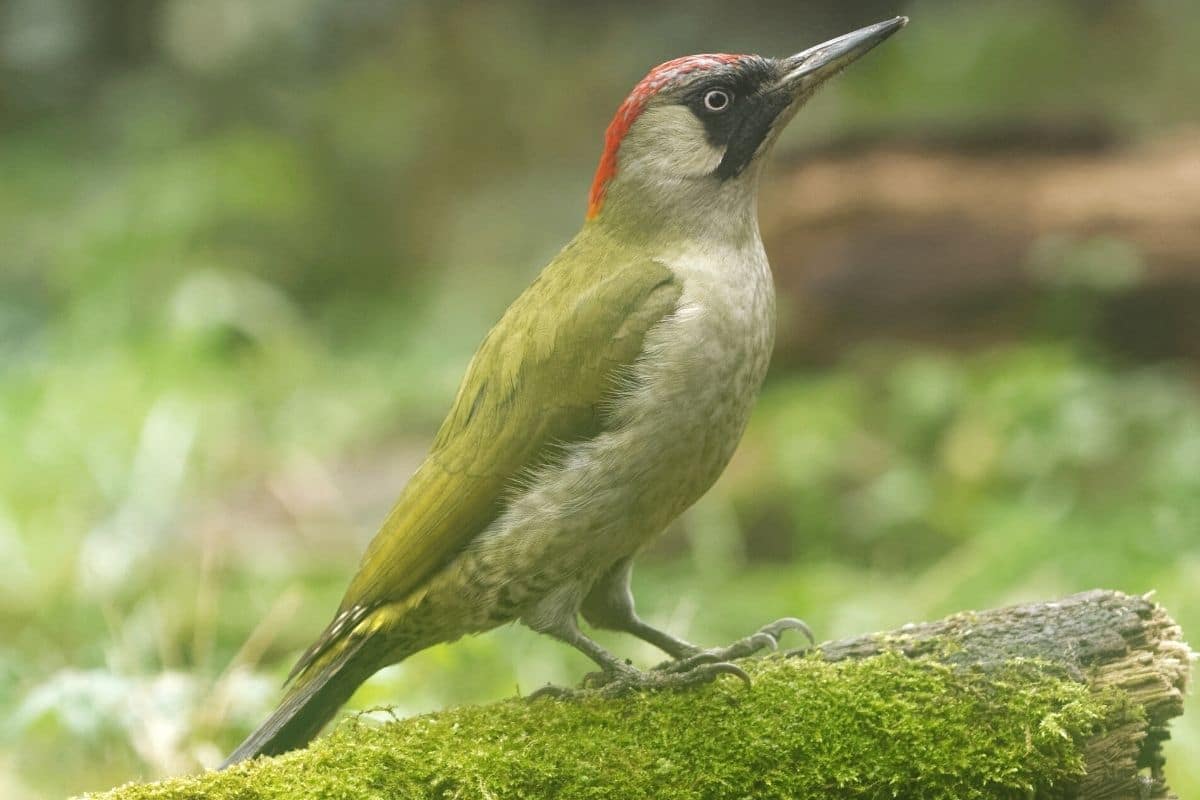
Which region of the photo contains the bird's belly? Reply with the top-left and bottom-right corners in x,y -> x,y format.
408,254 -> 774,637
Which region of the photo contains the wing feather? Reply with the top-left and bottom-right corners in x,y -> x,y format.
289,245 -> 681,680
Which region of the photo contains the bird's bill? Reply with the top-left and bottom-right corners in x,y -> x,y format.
779,16 -> 908,92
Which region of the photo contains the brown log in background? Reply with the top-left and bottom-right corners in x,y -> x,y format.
762,130 -> 1200,365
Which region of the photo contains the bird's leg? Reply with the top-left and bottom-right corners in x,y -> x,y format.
524,614 -> 636,700
580,558 -> 814,676
523,584 -> 641,700
525,586 -> 749,699
546,616 -> 639,676
580,558 -> 700,659
529,615 -> 750,699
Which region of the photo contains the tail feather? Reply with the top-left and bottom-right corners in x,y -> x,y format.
220,634 -> 379,768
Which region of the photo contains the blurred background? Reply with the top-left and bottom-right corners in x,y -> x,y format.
2,0 -> 1198,795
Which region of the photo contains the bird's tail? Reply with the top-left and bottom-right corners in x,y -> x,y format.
220,632 -> 383,768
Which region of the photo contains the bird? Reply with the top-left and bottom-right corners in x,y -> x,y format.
222,16 -> 907,767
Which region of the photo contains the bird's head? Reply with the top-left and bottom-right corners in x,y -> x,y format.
587,17 -> 907,236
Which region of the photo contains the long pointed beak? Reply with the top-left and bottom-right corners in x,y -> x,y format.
779,16 -> 907,92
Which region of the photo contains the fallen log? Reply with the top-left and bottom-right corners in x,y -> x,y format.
762,132 -> 1200,364
88,589 -> 1191,800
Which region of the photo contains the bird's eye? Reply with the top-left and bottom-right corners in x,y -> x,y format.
703,88 -> 733,113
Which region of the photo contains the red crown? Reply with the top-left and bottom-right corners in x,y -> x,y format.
587,54 -> 745,219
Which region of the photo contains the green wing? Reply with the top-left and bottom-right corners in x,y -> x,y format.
289,244 -> 681,680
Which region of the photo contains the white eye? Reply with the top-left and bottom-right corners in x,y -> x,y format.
703,88 -> 732,113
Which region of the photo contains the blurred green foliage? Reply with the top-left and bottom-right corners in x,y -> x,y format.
1,0 -> 1198,797
92,655 -> 1129,800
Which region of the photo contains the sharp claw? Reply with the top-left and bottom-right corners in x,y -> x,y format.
684,652 -> 724,667
655,651 -> 722,675
528,684 -> 574,701
705,662 -> 752,688
748,631 -> 779,652
762,617 -> 815,645
581,669 -> 618,689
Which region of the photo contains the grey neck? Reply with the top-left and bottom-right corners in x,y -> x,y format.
590,167 -> 765,251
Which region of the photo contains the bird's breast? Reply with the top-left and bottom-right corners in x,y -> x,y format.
617,240 -> 776,519
427,238 -> 776,631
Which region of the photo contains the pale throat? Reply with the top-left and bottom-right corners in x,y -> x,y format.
591,105 -> 768,248
597,172 -> 765,251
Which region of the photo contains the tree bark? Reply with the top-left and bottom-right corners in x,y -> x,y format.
88,590 -> 1192,800
813,589 -> 1192,799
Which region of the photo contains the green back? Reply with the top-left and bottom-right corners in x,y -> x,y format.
291,228 -> 681,679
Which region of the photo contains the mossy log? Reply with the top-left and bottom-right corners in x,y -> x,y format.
90,589 -> 1191,800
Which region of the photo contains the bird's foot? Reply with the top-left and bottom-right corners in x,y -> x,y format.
590,660 -> 750,698
526,660 -> 642,701
526,683 -> 577,701
527,659 -> 751,701
657,617 -> 814,675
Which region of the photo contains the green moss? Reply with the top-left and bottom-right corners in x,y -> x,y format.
87,654 -> 1130,800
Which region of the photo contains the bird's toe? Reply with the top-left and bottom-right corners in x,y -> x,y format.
759,617 -> 814,646
657,616 -> 814,673
682,660 -> 752,688
527,683 -> 578,701
598,660 -> 750,697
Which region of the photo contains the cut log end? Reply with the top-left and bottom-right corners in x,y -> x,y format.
815,589 -> 1192,799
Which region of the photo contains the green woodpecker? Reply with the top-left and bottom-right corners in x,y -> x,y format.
223,17 -> 906,766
